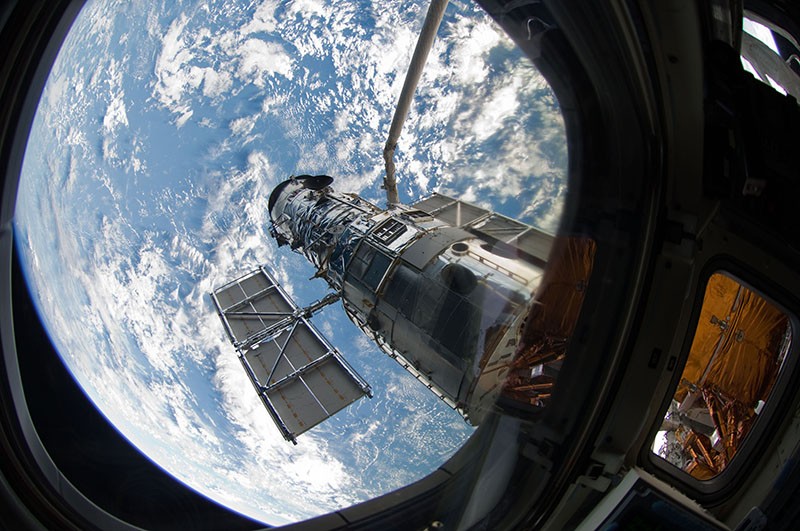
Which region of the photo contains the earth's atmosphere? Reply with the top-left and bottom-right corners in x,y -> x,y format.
14,0 -> 566,525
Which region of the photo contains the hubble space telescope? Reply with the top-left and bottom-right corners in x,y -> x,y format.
211,174 -> 594,443
210,0 -> 596,444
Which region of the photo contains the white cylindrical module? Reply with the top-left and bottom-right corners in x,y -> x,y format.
268,176 -> 546,424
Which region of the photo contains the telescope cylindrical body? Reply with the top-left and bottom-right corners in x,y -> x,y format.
268,176 -> 545,423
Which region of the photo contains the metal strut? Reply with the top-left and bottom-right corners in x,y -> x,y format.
383,0 -> 449,206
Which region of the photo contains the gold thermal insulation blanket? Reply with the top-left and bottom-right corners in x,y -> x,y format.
676,274 -> 787,407
503,236 -> 596,404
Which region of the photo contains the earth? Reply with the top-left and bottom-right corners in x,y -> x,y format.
14,0 -> 566,525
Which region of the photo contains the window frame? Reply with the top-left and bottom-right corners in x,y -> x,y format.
643,259 -> 800,501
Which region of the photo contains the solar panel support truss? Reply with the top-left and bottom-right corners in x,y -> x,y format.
211,266 -> 372,444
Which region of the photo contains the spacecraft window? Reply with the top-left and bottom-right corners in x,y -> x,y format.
740,12 -> 800,99
9,0 -> 572,526
651,272 -> 792,481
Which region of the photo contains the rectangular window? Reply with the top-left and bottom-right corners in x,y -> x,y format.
652,272 -> 792,480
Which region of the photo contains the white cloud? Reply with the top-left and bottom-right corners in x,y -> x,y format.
236,38 -> 294,86
286,0 -> 329,20
447,17 -> 504,85
241,0 -> 279,35
471,79 -> 520,141
229,114 -> 258,137
191,66 -> 233,98
175,108 -> 194,128
335,136 -> 356,163
154,14 -> 194,112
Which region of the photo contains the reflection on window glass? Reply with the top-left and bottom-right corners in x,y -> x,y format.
652,273 -> 792,480
741,15 -> 800,100
501,237 -> 596,410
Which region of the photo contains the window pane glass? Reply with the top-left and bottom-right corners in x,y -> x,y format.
740,15 -> 800,99
652,272 -> 792,479
13,0 -> 571,525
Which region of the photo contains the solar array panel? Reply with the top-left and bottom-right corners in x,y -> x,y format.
211,267 -> 371,443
